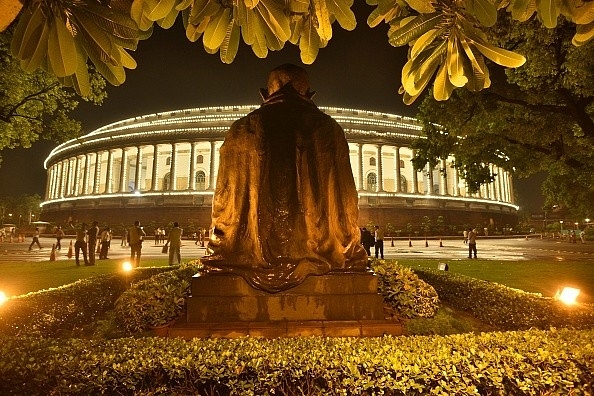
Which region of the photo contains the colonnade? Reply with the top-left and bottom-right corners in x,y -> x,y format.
45,140 -> 514,205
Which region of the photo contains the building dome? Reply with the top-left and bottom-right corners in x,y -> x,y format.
41,105 -> 518,233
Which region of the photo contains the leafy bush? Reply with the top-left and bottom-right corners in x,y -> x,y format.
413,268 -> 594,330
114,261 -> 204,333
1,329 -> 593,395
372,260 -> 439,318
0,267 -> 171,338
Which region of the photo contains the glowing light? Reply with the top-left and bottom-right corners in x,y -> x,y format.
556,287 -> 580,305
122,261 -> 133,272
0,291 -> 8,306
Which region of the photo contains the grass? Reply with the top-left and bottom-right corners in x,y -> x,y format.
397,258 -> 594,304
0,259 -> 169,297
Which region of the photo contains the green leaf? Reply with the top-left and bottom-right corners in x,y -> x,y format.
466,0 -> 498,27
48,15 -> 78,77
19,19 -> 49,72
537,0 -> 560,28
388,12 -> 442,47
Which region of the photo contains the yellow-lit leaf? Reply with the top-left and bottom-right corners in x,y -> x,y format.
367,0 -> 400,27
48,15 -> 78,77
327,0 -> 357,31
13,3 -> 45,60
459,35 -> 485,75
313,0 -> 333,41
404,0 -> 435,13
447,36 -> 467,87
466,0 -> 498,27
20,19 -> 49,72
433,61 -> 455,101
289,0 -> 310,13
203,7 -> 231,51
189,0 -> 221,25
244,0 -> 260,9
410,28 -> 441,59
537,0 -> 560,28
507,0 -> 537,21
573,19 -> 594,45
564,0 -> 594,24
469,37 -> 526,67
220,20 -> 240,63
146,0 -> 177,21
257,0 -> 291,42
299,16 -> 320,64
388,13 -> 442,47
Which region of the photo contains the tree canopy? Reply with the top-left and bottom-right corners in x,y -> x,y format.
1,0 -> 593,102
411,17 -> 594,218
0,28 -> 106,162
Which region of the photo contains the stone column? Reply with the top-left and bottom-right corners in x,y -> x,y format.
44,167 -> 52,200
58,161 -> 65,198
376,144 -> 384,192
440,159 -> 448,195
426,164 -> 434,195
104,149 -> 114,194
209,141 -> 216,190
394,146 -> 401,193
67,158 -> 74,197
73,156 -> 81,196
169,143 -> 177,191
92,152 -> 101,194
81,154 -> 89,195
151,144 -> 159,191
411,150 -> 419,194
188,142 -> 196,190
119,148 -> 128,193
134,146 -> 142,192
358,143 -> 364,191
495,166 -> 503,202
453,166 -> 460,197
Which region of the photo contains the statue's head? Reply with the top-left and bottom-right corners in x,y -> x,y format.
260,64 -> 315,100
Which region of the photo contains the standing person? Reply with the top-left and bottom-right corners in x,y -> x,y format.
55,226 -> 65,250
99,227 -> 111,259
361,227 -> 373,256
28,227 -> 42,251
154,227 -> 160,246
374,225 -> 384,259
468,228 -> 478,259
463,229 -> 468,244
165,221 -> 183,265
128,220 -> 146,267
73,223 -> 89,266
121,229 -> 128,247
87,221 -> 100,266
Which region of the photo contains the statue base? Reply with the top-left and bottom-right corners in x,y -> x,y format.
166,271 -> 402,338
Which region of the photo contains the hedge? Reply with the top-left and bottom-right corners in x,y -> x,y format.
1,329 -> 593,395
412,268 -> 594,330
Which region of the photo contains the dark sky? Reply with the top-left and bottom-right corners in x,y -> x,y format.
0,3 -> 543,211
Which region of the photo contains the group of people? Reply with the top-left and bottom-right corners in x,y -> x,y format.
153,227 -> 167,245
70,221 -> 113,266
360,225 -> 385,259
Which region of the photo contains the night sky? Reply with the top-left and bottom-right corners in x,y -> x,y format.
0,2 -> 543,212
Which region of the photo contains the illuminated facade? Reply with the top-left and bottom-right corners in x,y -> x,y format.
41,106 -> 518,230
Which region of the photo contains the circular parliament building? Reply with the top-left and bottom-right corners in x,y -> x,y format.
41,105 -> 518,232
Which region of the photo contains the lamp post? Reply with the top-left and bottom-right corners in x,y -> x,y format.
560,220 -> 564,239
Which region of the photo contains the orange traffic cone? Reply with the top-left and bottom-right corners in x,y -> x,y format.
49,244 -> 56,261
425,237 -> 429,247
439,238 -> 443,247
408,238 -> 412,247
67,240 -> 73,258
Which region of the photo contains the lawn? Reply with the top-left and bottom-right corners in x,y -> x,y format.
398,258 -> 594,304
2,257 -> 593,305
0,259 -> 169,297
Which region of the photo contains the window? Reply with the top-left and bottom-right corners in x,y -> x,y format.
163,172 -> 170,190
196,155 -> 204,164
399,175 -> 408,193
369,157 -> 376,167
367,173 -> 377,192
166,156 -> 171,166
196,171 -> 206,190
399,159 -> 405,168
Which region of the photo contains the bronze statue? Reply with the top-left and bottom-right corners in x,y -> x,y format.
204,64 -> 368,292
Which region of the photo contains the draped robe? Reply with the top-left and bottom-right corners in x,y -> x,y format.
204,89 -> 368,292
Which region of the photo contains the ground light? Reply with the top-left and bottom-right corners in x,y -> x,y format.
0,290 -> 8,306
122,261 -> 133,272
556,287 -> 581,305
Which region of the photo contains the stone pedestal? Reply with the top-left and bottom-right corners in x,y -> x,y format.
186,271 -> 385,323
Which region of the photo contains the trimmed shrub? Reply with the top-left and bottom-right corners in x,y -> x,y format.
413,268 -> 594,330
0,267 -> 171,338
372,260 -> 439,318
114,262 -> 204,333
1,329 -> 593,395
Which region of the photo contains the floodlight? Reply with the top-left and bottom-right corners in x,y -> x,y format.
437,263 -> 449,271
122,261 -> 133,272
557,287 -> 580,305
0,290 -> 8,306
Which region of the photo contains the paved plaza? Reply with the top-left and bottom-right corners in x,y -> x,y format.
1,235 -> 593,263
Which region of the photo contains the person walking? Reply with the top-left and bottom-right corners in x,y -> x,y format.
87,221 -> 100,266
99,227 -> 111,259
128,220 -> 146,267
467,228 -> 478,259
360,227 -> 373,256
374,225 -> 384,259
72,222 -> 89,266
165,221 -> 183,265
55,226 -> 65,250
28,227 -> 42,251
